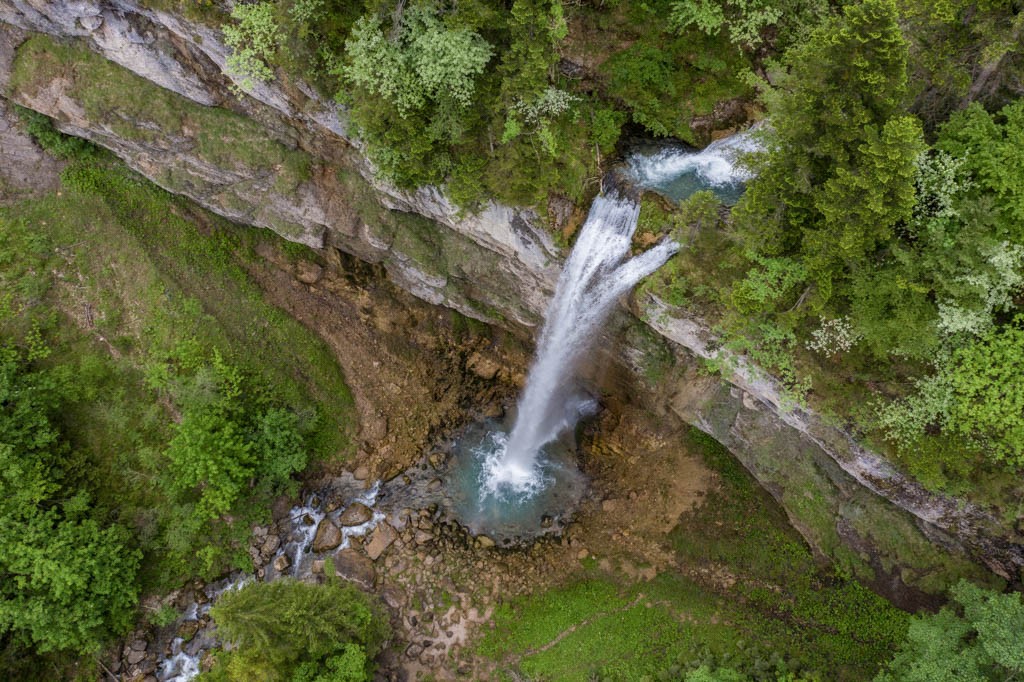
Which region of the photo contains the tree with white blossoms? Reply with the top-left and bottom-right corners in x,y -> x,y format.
936,241 -> 1024,337
806,316 -> 861,356
502,87 -> 580,155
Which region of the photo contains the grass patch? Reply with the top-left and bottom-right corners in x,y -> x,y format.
0,153 -> 354,589
10,34 -> 311,191
478,429 -> 910,680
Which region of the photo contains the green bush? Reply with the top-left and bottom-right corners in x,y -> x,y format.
876,581 -> 1024,681
0,345 -> 140,654
15,105 -> 97,160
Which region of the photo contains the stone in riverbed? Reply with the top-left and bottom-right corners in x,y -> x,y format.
338,502 -> 374,526
177,620 -> 200,642
260,534 -> 281,556
273,554 -> 291,572
366,523 -> 398,560
313,519 -> 343,552
334,549 -> 376,588
476,535 -> 496,549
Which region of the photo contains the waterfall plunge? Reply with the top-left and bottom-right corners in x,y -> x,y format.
481,193 -> 678,496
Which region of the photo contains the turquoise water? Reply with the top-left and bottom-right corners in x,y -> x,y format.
445,420 -> 587,545
625,131 -> 759,205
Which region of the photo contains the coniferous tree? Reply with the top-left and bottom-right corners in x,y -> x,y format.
734,0 -> 924,303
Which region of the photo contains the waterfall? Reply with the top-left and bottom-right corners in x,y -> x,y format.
482,192 -> 678,495
626,130 -> 759,189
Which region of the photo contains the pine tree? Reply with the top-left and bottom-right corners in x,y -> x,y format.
734,0 -> 923,302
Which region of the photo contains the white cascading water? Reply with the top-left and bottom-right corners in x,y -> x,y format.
481,192 -> 679,496
626,129 -> 759,190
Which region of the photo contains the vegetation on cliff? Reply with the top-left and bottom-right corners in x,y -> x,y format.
211,0 -> 1024,502
2,0 -> 1024,677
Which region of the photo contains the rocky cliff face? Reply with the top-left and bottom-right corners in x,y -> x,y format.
2,0 -> 1020,601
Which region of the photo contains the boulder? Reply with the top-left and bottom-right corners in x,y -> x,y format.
177,620 -> 200,642
260,534 -> 281,556
381,585 -> 406,610
273,554 -> 291,572
338,502 -> 374,526
333,549 -> 376,588
312,519 -> 343,553
366,523 -> 398,561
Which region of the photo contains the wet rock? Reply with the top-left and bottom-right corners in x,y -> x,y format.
334,549 -> 376,588
467,352 -> 501,380
482,402 -> 504,419
141,655 -> 157,675
177,620 -> 201,642
295,260 -> 323,285
130,639 -> 147,652
273,554 -> 291,572
426,478 -> 443,492
126,649 -> 147,665
353,464 -> 370,481
312,559 -> 326,575
366,523 -> 398,561
476,535 -> 496,549
338,502 -> 373,526
261,534 -> 281,556
313,519 -> 343,552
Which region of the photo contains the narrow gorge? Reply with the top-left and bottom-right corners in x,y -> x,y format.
2,0 -> 1023,679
